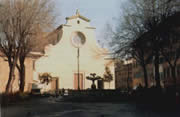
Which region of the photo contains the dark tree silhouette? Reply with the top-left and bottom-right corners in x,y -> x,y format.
39,73 -> 53,85
86,73 -> 101,90
109,0 -> 180,88
103,66 -> 113,88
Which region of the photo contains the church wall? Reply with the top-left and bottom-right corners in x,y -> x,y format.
24,58 -> 34,92
66,18 -> 90,27
0,57 -> 10,93
35,12 -> 115,90
36,26 -> 115,90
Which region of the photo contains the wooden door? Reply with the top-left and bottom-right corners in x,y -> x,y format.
74,73 -> 83,90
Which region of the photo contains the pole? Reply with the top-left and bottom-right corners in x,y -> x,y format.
0,94 -> 1,117
77,48 -> 80,90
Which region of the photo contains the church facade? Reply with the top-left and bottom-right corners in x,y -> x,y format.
35,11 -> 115,90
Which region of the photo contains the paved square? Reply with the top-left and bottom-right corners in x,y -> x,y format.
1,97 -> 180,117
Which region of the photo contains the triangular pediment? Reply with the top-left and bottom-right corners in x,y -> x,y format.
66,10 -> 90,22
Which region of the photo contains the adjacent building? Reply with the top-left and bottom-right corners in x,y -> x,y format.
115,59 -> 133,89
115,58 -> 180,89
0,52 -> 42,93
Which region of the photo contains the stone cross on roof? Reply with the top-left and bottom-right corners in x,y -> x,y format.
66,9 -> 90,22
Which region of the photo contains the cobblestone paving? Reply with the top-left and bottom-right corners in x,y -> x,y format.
1,97 -> 180,117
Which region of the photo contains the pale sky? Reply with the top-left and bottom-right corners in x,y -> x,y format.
54,0 -> 125,47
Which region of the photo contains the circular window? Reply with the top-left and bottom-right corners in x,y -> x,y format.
71,32 -> 86,48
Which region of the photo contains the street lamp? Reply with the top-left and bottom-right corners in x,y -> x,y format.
71,32 -> 86,90
127,63 -> 130,90
77,48 -> 80,90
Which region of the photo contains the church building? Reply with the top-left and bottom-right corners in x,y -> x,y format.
34,10 -> 115,90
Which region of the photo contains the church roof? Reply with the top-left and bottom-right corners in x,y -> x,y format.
66,9 -> 90,22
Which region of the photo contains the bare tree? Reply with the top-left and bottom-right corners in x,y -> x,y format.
110,0 -> 153,88
0,0 -> 56,93
143,0 -> 180,87
103,66 -> 113,88
159,13 -> 180,86
130,34 -> 153,88
110,0 -> 180,88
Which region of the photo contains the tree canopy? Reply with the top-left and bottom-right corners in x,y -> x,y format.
0,0 -> 56,93
109,0 -> 180,88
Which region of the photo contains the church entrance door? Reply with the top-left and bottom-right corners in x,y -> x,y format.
74,73 -> 83,90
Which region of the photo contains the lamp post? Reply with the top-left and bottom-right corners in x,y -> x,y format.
77,48 -> 80,90
72,32 -> 86,90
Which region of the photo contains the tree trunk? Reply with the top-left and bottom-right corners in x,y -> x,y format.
92,80 -> 95,85
5,64 -> 15,94
154,53 -> 161,87
142,65 -> 148,88
19,63 -> 25,93
171,66 -> 176,87
6,48 -> 20,94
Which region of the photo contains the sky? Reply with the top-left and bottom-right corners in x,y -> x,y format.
53,0 -> 125,48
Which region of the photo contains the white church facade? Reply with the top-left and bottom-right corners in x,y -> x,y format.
34,10 -> 115,90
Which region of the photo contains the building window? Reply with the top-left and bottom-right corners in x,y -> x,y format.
71,32 -> 86,48
135,62 -> 137,68
167,67 -> 170,78
135,72 -> 143,78
177,65 -> 180,76
159,57 -> 164,64
77,20 -> 80,24
33,60 -> 36,70
164,68 -> 166,79
160,72 -> 164,80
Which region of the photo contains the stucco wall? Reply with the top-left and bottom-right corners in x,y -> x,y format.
0,57 -> 34,93
35,13 -> 115,90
